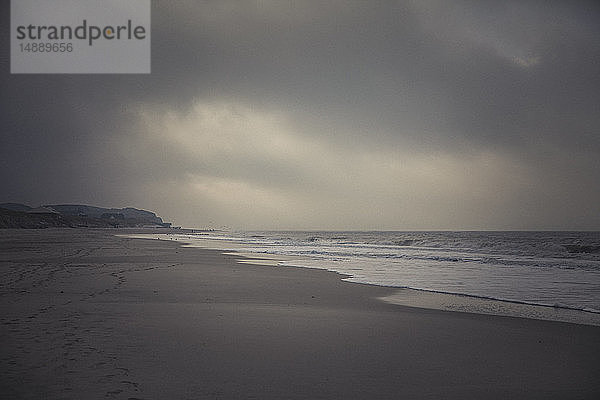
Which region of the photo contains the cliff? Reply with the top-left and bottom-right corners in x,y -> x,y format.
0,203 -> 172,229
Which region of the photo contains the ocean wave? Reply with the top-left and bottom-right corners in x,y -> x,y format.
348,283 -> 600,315
563,244 -> 600,254
131,231 -> 600,316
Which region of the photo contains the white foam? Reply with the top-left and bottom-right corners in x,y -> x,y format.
121,231 -> 600,325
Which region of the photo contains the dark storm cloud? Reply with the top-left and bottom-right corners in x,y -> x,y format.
1,1 -> 599,229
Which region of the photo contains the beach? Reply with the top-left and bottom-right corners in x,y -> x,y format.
1,229 -> 599,399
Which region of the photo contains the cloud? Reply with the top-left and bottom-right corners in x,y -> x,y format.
106,98 -> 597,230
1,1 -> 599,229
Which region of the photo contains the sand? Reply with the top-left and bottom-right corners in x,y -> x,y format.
1,228 -> 599,399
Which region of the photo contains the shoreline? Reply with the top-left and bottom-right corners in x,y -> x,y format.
2,228 -> 599,398
125,231 -> 600,327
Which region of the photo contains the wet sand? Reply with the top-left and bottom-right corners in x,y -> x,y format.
1,229 -> 599,399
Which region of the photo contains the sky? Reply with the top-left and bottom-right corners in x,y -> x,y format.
1,0 -> 599,230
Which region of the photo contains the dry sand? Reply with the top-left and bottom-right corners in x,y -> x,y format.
1,229 -> 599,399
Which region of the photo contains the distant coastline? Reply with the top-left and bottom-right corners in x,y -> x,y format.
0,203 -> 173,229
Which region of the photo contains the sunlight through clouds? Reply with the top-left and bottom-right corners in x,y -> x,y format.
128,99 -> 539,229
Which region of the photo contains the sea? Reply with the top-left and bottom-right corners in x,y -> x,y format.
128,230 -> 600,326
